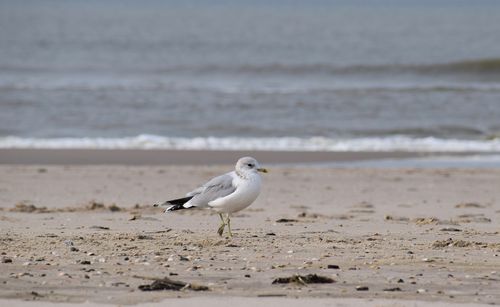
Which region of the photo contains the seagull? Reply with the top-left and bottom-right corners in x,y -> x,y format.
155,157 -> 268,237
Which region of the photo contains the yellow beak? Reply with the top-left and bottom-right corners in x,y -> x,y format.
257,168 -> 268,173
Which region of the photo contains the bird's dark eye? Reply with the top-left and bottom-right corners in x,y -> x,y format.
247,163 -> 254,167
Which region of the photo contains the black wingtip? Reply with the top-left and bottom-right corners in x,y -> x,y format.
157,196 -> 193,207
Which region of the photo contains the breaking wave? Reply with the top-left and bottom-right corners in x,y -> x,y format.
1,135 -> 500,152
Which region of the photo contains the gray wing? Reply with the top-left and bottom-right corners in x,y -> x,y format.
185,172 -> 236,208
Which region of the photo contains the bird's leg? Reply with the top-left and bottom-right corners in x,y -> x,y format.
217,213 -> 226,236
226,213 -> 233,237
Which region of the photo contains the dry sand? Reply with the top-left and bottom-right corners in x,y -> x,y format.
0,162 -> 499,305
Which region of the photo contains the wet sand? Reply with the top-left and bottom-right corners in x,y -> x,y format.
0,148 -> 447,165
0,161 -> 499,305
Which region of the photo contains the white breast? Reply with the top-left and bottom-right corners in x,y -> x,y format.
208,173 -> 261,213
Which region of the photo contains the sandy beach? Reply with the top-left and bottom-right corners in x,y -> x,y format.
0,151 -> 499,305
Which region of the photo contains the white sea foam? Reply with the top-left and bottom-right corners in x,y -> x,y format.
1,135 -> 500,152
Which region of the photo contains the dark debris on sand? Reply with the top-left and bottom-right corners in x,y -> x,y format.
138,276 -> 209,291
9,201 -> 124,213
272,274 -> 335,285
275,218 -> 298,223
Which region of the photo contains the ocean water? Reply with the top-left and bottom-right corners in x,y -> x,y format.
1,0 -> 500,151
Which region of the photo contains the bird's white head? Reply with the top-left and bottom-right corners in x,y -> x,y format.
235,156 -> 268,175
